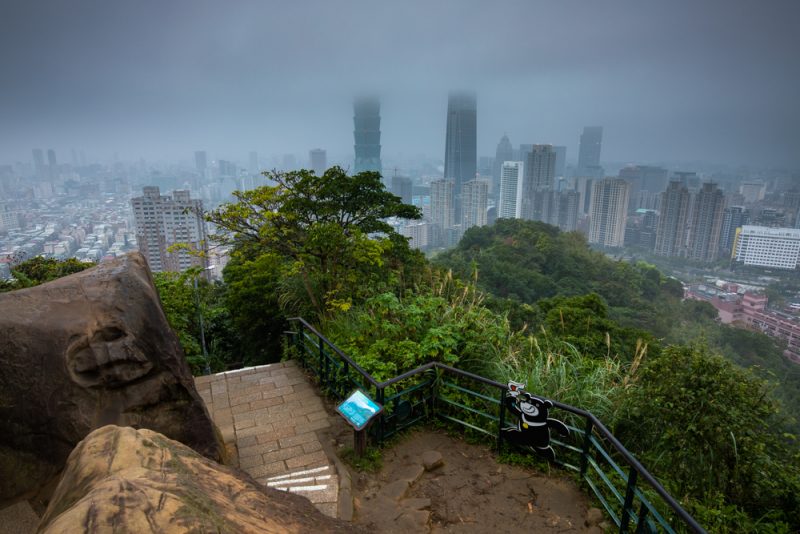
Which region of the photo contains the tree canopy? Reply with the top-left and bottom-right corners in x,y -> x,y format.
206,167 -> 422,319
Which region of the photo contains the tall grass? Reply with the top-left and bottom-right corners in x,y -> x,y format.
490,329 -> 646,422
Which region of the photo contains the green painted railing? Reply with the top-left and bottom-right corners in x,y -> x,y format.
287,317 -> 706,534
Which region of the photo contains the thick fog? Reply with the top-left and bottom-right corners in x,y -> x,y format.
1,0 -> 799,167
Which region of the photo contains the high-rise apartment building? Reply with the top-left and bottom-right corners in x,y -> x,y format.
522,145 -> 556,221
619,165 -> 668,211
493,134 -> 513,200
194,151 -> 207,176
430,179 -> 455,236
391,175 -> 413,205
654,181 -> 692,257
47,149 -> 57,180
686,182 -> 725,262
734,226 -> 800,269
32,149 -> 45,179
309,148 -> 327,176
588,178 -> 629,247
444,91 -> 477,222
577,126 -> 603,176
498,161 -> 524,219
556,190 -> 580,232
720,206 -> 750,258
354,97 -> 382,174
131,187 -> 209,274
462,179 -> 488,230
553,146 -> 567,178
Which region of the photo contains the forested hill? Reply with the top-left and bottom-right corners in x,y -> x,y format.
434,218 -> 800,416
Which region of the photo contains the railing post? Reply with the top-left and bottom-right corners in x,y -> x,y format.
297,322 -> 304,365
620,466 -> 639,533
634,501 -> 650,534
497,388 -> 506,452
318,335 -> 326,385
376,385 -> 385,444
579,418 -> 594,480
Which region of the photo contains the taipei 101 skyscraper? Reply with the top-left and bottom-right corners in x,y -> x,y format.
353,96 -> 382,175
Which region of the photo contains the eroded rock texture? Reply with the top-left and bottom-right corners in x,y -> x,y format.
38,426 -> 359,534
0,253 -> 223,508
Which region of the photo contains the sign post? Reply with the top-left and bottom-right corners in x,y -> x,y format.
336,390 -> 383,457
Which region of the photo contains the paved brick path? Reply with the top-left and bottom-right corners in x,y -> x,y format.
194,361 -> 339,517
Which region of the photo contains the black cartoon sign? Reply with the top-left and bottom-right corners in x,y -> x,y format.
501,381 -> 569,461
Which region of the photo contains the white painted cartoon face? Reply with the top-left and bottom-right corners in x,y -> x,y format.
520,399 -> 539,417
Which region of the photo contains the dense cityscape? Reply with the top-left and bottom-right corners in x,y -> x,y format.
2,92 -> 799,364
2,2 -> 800,532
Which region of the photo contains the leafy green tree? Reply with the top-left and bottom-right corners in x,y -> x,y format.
0,257 -> 92,292
207,167 -> 422,319
615,344 -> 800,532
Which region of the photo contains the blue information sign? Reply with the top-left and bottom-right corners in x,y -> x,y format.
336,390 -> 382,431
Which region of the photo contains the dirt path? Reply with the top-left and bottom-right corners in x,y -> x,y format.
337,427 -> 604,533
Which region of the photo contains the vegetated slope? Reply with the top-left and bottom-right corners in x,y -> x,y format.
434,218 -> 800,422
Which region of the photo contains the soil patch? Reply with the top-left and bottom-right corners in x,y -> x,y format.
336,426 -> 600,533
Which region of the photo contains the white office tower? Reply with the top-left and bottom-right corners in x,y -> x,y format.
462,179 -> 488,230
498,161 -> 524,219
430,179 -> 455,247
588,178 -> 630,247
734,226 -> 800,269
131,186 -> 209,273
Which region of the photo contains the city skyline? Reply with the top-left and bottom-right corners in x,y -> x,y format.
1,1 -> 799,168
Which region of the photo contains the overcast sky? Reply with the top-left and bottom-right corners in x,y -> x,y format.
1,0 -> 799,168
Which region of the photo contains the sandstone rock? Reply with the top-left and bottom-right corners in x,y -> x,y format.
394,510 -> 430,532
38,425 -> 361,534
585,507 -> 604,526
0,253 -> 223,508
379,479 -> 410,501
421,450 -> 444,471
398,463 -> 425,485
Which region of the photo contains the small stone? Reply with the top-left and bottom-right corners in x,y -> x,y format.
421,450 -> 444,471
585,507 -> 604,526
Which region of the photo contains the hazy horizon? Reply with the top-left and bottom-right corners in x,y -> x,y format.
2,0 -> 799,169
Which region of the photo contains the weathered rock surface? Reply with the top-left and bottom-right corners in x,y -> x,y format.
0,253 -> 223,508
38,425 -> 362,534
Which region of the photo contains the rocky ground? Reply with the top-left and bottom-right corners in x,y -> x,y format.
329,422 -> 607,533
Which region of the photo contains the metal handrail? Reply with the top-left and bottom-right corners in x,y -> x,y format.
286,317 -> 706,534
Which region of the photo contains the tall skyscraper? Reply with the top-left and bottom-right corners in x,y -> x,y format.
353,97 -> 382,175
32,149 -> 45,179
577,126 -> 603,177
686,182 -> 726,262
493,134 -> 513,200
588,178 -> 629,247
654,181 -> 692,257
553,146 -> 567,178
462,179 -> 488,230
720,206 -> 750,257
391,175 -> 413,205
309,148 -> 327,176
194,151 -> 207,176
444,91 -> 477,222
131,187 -> 209,274
522,145 -> 556,221
47,149 -> 57,180
498,161 -> 524,220
556,190 -> 580,232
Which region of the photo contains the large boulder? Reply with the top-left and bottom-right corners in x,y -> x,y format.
0,253 -> 223,508
38,426 -> 361,533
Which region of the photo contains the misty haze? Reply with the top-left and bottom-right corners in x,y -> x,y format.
1,1 -> 800,534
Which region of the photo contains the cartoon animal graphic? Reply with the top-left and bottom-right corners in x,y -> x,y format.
502,381 -> 569,462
